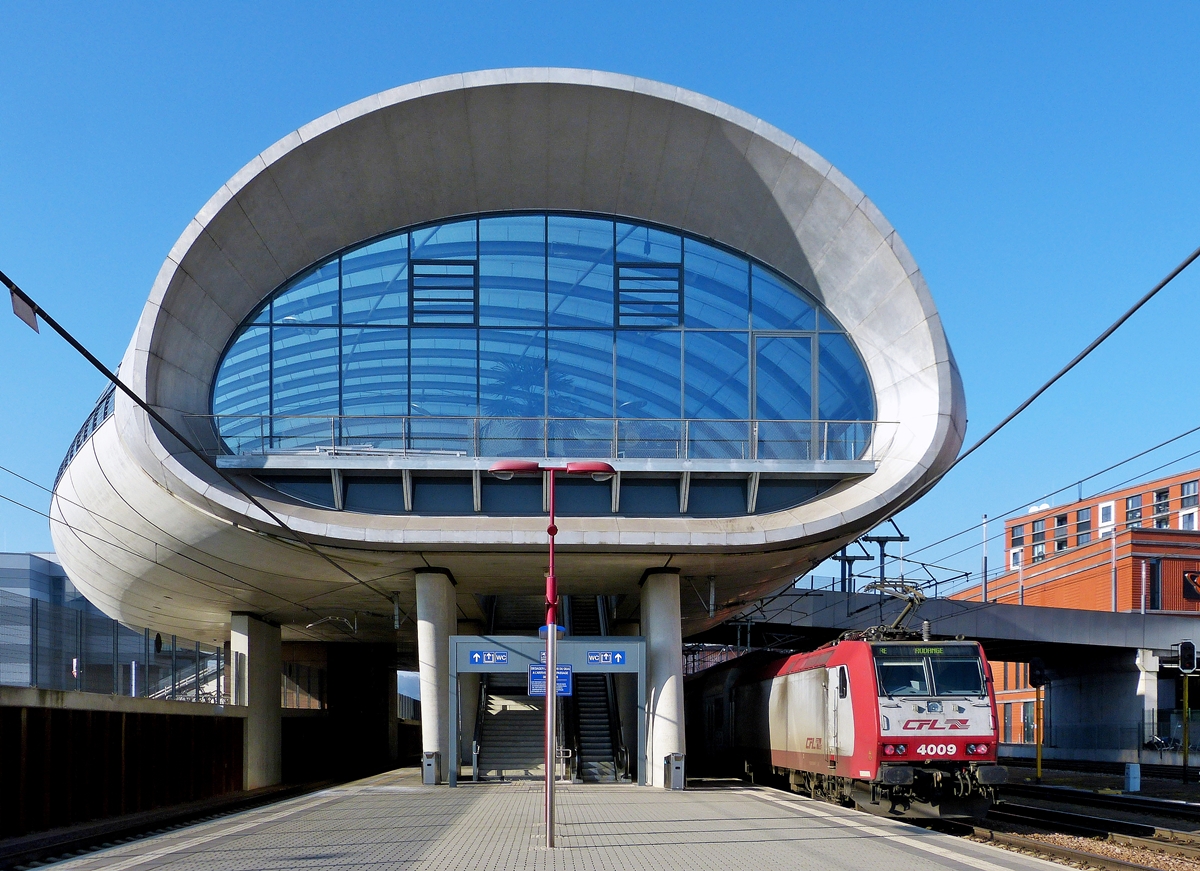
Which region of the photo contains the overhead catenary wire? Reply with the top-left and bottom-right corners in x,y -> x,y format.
0,269 -> 393,606
918,439 -> 1200,583
884,419 -> 1200,570
0,485 -> 329,640
945,242 -> 1200,474
6,453 -> 414,631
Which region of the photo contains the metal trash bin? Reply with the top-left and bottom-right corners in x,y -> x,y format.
664,752 -> 685,790
422,751 -> 441,785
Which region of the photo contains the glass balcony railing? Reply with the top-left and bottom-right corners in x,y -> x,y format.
194,415 -> 883,463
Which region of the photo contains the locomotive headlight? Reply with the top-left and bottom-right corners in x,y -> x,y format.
896,744 -> 907,755
884,744 -> 896,756
927,701 -> 943,713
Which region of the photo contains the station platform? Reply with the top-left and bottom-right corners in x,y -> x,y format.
41,769 -> 1061,871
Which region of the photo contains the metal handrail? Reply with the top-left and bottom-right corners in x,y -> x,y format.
597,595 -> 631,780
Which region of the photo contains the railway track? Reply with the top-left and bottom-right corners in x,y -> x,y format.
1002,782 -> 1200,822
985,801 -> 1200,863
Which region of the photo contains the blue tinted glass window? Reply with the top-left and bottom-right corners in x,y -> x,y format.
819,333 -> 874,421
685,332 -> 749,420
214,212 -> 877,477
411,219 -> 476,260
547,216 -> 614,327
480,330 -> 545,418
479,215 -> 545,326
214,326 -> 270,418
683,238 -> 749,329
755,336 -> 812,420
342,235 -> 408,325
410,328 -> 477,417
616,331 -> 681,419
547,330 -> 612,418
272,327 -> 340,414
272,326 -> 339,448
273,262 -> 339,324
341,328 -> 407,416
752,264 -> 815,330
616,222 -> 680,264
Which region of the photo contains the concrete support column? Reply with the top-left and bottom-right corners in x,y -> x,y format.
416,569 -> 456,782
643,569 -> 685,787
230,613 -> 281,789
1136,648 -> 1160,740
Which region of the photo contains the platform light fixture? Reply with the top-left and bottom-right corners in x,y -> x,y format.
487,459 -> 616,848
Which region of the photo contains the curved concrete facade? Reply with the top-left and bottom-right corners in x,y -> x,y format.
51,69 -> 964,645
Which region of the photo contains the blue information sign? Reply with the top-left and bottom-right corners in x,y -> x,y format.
585,650 -> 626,665
528,664 -> 572,696
468,650 -> 508,665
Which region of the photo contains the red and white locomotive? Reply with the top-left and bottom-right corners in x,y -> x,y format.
686,636 -> 1007,818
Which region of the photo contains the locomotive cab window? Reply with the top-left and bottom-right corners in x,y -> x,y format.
929,657 -> 985,697
837,665 -> 848,698
873,643 -> 986,698
876,660 -> 929,697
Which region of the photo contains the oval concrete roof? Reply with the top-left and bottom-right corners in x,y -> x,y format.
114,67 -> 963,547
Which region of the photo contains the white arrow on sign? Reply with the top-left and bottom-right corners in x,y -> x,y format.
471,653 -> 481,663
614,652 -> 624,664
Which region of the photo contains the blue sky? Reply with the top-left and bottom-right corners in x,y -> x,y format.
2,3 -> 1199,589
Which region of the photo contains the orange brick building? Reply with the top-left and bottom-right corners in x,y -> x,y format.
954,469 -> 1200,745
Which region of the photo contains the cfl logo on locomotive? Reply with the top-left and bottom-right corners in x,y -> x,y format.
805,737 -> 823,749
902,718 -> 969,730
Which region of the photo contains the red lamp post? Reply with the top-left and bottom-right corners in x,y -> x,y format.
487,459 -> 615,848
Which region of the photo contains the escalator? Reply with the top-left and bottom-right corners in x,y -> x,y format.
566,595 -> 628,782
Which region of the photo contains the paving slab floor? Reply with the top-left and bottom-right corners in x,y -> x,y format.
40,768 -> 1062,871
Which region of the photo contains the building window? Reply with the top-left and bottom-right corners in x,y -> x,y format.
1183,480 -> 1198,509
1023,701 -> 1036,743
1099,501 -> 1115,537
1077,507 -> 1092,546
1126,494 -> 1142,527
1011,524 -> 1025,547
1031,519 -> 1046,563
1054,514 -> 1069,551
1009,548 -> 1022,569
1182,510 -> 1197,532
1003,703 -> 1012,743
1153,488 -> 1170,528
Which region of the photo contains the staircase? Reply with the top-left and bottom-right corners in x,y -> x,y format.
492,595 -> 546,634
476,673 -> 546,779
568,596 -> 620,783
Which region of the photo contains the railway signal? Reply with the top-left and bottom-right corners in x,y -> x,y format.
1180,640 -> 1197,674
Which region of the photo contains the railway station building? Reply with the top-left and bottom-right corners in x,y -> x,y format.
48,69 -> 965,789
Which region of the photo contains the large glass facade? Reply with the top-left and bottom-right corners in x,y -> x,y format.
212,212 -> 874,458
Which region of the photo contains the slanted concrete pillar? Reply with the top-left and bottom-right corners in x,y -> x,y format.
643,569 -> 685,787
231,613 -> 281,789
416,569 -> 456,782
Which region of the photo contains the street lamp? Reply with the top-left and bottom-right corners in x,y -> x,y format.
487,459 -> 615,848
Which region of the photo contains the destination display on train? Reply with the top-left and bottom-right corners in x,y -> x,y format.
872,643 -> 979,657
